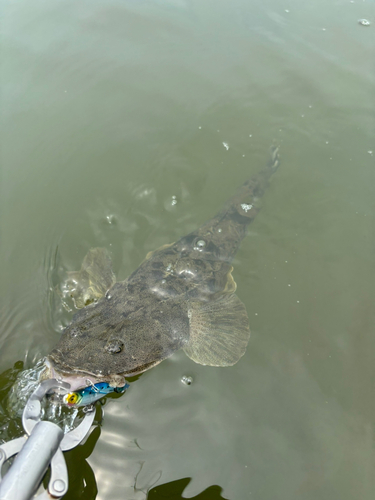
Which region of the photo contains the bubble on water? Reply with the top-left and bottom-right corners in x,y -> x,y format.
181,375 -> 193,386
194,239 -> 206,251
198,126 -> 202,129
171,195 -> 177,206
106,214 -> 116,225
358,19 -> 370,26
367,150 -> 373,156
322,28 -> 326,31
222,142 -> 229,151
217,228 -> 222,233
249,134 -> 252,138
285,9 -> 289,13
241,203 -> 253,212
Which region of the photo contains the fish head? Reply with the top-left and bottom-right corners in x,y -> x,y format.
45,296 -> 188,391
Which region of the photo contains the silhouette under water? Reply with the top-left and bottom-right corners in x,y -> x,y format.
148,478 -> 229,500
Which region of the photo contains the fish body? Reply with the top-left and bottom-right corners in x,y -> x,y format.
47,147 -> 280,391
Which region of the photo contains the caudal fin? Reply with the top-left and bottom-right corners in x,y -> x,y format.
193,144 -> 281,262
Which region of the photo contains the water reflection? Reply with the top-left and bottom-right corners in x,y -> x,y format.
63,426 -> 100,500
0,361 -> 24,442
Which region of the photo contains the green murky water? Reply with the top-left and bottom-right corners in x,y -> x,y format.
1,1 -> 374,499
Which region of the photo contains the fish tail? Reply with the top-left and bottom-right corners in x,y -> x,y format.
196,144 -> 280,262
229,143 -> 280,213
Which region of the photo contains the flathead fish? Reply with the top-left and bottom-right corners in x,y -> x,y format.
45,146 -> 280,392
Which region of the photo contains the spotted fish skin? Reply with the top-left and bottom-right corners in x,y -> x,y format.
48,147 -> 280,384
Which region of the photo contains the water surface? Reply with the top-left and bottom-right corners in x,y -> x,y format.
1,1 -> 374,499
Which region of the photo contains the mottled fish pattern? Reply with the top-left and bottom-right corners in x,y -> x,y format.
48,146 -> 280,386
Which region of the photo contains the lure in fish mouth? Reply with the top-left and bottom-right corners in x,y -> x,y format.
42,358 -> 129,407
41,358 -> 126,391
44,146 -> 280,404
49,381 -> 129,407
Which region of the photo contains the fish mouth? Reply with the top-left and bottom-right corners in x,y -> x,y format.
43,357 -> 111,392
44,353 -> 160,393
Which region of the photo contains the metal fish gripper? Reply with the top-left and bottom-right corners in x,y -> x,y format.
0,379 -> 96,500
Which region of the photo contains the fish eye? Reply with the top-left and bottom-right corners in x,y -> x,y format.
194,238 -> 206,251
105,339 -> 124,354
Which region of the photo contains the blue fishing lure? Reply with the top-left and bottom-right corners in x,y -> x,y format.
63,382 -> 129,407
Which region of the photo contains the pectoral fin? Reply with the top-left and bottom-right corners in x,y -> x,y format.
184,294 -> 250,366
67,248 -> 116,308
